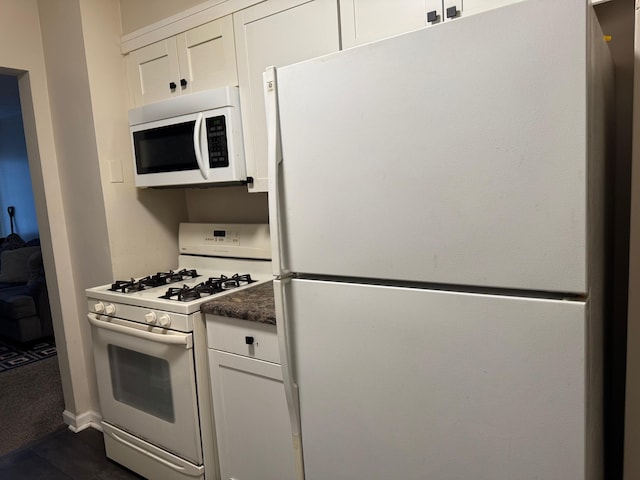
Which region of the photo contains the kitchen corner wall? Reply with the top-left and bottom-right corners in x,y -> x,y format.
38,0 -> 194,424
27,0 -> 189,431
76,0 -> 188,279
594,2 -> 635,479
119,0 -> 209,35
0,0 -> 99,430
185,187 -> 269,224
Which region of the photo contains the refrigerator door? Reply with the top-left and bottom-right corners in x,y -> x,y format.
285,279 -> 589,479
274,0 -> 592,293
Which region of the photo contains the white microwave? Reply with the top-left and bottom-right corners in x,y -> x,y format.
128,87 -> 247,188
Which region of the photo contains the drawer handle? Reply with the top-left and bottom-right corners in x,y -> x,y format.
245,336 -> 254,345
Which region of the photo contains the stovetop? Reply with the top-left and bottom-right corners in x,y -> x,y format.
87,267 -> 272,315
86,223 -> 273,316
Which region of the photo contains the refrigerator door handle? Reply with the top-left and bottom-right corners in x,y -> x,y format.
264,66 -> 287,277
274,278 -> 305,480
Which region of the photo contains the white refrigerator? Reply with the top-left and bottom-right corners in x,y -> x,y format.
266,0 -> 612,479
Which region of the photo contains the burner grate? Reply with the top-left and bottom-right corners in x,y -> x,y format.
109,269 -> 200,293
159,274 -> 256,302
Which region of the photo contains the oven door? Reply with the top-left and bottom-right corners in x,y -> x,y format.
88,313 -> 203,465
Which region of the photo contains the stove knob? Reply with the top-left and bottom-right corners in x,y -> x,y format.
145,311 -> 157,325
158,314 -> 171,328
105,304 -> 116,315
94,302 -> 105,313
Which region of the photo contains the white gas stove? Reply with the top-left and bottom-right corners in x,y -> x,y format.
87,223 -> 272,321
85,223 -> 271,480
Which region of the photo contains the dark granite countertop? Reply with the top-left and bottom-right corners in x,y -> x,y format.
200,281 -> 276,325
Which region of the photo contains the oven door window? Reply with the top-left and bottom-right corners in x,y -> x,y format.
133,121 -> 198,174
108,345 -> 175,423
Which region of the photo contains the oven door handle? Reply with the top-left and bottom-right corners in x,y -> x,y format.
88,314 -> 193,348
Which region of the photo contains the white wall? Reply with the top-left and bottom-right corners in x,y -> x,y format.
34,0 -> 191,429
119,0 -> 216,34
186,186 -> 268,223
0,0 -> 95,425
0,0 -> 194,432
77,0 -> 188,279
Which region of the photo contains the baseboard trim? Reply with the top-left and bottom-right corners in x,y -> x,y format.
63,409 -> 102,432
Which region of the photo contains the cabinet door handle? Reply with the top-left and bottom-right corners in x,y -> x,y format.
446,6 -> 459,18
427,10 -> 438,23
169,81 -> 177,90
245,336 -> 254,345
180,78 -> 187,88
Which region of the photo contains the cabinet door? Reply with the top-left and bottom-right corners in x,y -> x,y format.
459,0 -> 520,17
209,349 -> 296,480
234,0 -> 340,192
340,0 -> 431,48
176,15 -> 238,95
126,38 -> 180,107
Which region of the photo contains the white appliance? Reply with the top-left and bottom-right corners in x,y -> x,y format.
129,87 -> 247,188
86,223 -> 271,480
266,1 -> 611,479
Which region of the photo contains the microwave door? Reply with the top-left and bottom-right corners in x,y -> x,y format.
193,112 -> 209,180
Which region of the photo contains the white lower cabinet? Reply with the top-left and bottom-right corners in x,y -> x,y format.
207,315 -> 296,480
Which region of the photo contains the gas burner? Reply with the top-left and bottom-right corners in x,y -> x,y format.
158,274 -> 257,302
110,278 -> 146,293
141,269 -> 199,288
206,274 -> 256,290
160,285 -> 200,302
109,269 -> 200,293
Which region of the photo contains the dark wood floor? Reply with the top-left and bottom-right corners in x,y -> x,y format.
0,427 -> 143,479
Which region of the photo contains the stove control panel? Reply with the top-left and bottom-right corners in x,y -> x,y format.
143,311 -> 171,327
158,314 -> 172,327
87,299 -> 194,333
145,311 -> 157,325
179,223 -> 271,260
94,301 -> 116,315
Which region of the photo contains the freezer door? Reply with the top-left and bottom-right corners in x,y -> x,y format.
275,0 -> 595,293
285,279 -> 591,480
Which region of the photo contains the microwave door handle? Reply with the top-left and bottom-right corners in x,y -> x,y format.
193,113 -> 209,179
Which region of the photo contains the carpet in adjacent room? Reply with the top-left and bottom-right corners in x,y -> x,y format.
0,354 -> 65,456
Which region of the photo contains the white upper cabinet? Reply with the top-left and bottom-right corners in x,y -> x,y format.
456,0 -> 523,18
340,0 -> 520,48
126,15 -> 238,107
340,0 -> 430,48
234,0 -> 340,192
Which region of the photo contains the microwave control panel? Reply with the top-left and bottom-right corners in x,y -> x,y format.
206,116 -> 230,169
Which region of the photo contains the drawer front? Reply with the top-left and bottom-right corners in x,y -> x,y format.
206,315 -> 279,364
